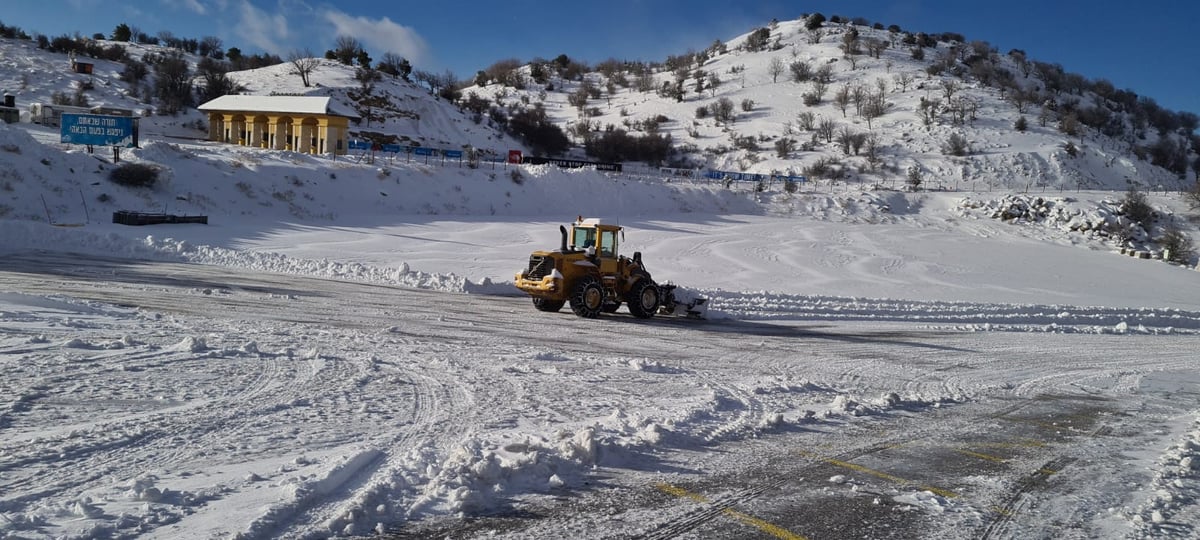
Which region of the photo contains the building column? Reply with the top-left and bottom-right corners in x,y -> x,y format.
207,113 -> 223,142
249,118 -> 265,148
230,116 -> 246,145
268,115 -> 291,150
297,120 -> 313,153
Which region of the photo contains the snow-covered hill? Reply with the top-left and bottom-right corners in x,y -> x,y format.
464,17 -> 1194,192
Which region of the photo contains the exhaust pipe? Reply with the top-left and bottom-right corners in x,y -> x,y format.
559,225 -> 568,252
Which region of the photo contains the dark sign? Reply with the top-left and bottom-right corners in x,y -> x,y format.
443,150 -> 463,159
520,156 -> 622,172
60,114 -> 136,147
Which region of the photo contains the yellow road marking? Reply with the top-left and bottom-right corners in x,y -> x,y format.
723,509 -> 807,540
656,483 -> 708,503
798,452 -> 958,499
655,483 -> 808,540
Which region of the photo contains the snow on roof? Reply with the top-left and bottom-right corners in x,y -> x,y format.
197,95 -> 359,120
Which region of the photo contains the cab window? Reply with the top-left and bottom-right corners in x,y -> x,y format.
599,230 -> 617,257
573,228 -> 595,250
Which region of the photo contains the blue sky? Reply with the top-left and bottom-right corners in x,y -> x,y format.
3,0 -> 1197,116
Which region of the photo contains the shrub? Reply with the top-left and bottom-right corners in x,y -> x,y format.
805,13 -> 826,30
1185,182 -> 1200,210
1159,225 -> 1196,264
109,163 -> 159,188
943,133 -> 970,156
584,129 -> 673,166
803,156 -> 841,179
1014,115 -> 1028,132
906,165 -> 923,191
1121,187 -> 1153,226
740,99 -> 755,112
774,138 -> 795,158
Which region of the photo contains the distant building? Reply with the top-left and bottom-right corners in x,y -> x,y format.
197,95 -> 360,156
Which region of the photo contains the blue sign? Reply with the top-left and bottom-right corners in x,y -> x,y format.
348,139 -> 372,150
443,150 -> 463,159
414,147 -> 435,156
381,144 -> 403,153
60,114 -> 136,147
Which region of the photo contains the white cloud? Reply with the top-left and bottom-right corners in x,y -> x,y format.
233,0 -> 292,55
321,9 -> 430,67
159,0 -> 208,15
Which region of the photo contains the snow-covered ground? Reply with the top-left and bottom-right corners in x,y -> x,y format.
0,22 -> 1198,539
2,139 -> 1199,538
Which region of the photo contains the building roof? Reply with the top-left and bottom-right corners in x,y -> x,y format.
197,95 -> 360,120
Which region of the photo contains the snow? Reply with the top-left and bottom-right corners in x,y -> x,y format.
0,23 -> 1198,540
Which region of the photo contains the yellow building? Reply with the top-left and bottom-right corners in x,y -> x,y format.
197,95 -> 359,155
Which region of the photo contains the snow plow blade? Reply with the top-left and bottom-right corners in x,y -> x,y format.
658,284 -> 707,319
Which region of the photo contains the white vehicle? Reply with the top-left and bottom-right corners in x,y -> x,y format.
29,102 -> 92,127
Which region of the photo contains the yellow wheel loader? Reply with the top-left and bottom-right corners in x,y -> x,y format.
514,217 -> 705,319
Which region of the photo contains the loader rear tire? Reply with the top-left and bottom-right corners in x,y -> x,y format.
532,297 -> 565,312
626,279 -> 660,319
570,276 -> 604,318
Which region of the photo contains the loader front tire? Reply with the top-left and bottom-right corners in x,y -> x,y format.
532,297 -> 565,312
570,276 -> 604,318
626,279 -> 660,319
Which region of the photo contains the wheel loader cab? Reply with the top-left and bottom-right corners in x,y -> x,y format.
570,219 -> 620,274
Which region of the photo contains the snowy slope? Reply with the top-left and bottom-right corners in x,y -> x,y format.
464,17 -> 1191,192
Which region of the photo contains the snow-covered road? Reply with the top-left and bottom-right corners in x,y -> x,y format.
1,251 -> 1196,539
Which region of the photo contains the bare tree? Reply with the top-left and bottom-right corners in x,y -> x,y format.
861,90 -> 889,130
331,35 -> 363,65
199,35 -> 223,58
816,117 -> 836,142
1184,180 -> 1200,209
789,60 -> 812,82
851,85 -> 867,116
568,86 -> 589,113
893,72 -> 914,92
711,97 -> 736,124
707,72 -> 721,97
864,132 -> 883,168
810,78 -> 829,101
813,64 -> 835,85
377,52 -> 412,80
796,111 -> 816,131
833,84 -> 851,117
836,126 -> 856,155
767,57 -> 785,83
941,79 -> 961,101
865,38 -> 888,58
288,49 -> 319,87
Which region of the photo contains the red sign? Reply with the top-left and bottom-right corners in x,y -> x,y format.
507,150 -> 522,164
